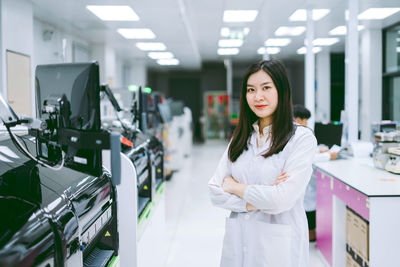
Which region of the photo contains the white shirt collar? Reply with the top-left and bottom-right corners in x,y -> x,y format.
252,121 -> 272,136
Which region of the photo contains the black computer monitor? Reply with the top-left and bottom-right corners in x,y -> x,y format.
35,62 -> 102,176
314,122 -> 343,148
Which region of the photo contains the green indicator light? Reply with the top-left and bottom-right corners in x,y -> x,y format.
143,87 -> 152,94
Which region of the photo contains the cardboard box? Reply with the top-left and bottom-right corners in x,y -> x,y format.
346,207 -> 369,265
346,244 -> 369,267
346,251 -> 359,267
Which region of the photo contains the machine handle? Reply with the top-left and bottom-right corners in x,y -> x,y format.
110,132 -> 121,185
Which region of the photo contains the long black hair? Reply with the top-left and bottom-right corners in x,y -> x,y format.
228,59 -> 296,162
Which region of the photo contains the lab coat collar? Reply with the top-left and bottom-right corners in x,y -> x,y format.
252,121 -> 272,136
250,121 -> 272,156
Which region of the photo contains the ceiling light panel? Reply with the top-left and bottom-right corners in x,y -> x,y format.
329,25 -> 365,35
148,52 -> 174,59
312,38 -> 339,46
275,26 -> 306,36
218,39 -> 243,47
265,38 -> 291,46
223,10 -> 258,22
118,28 -> 156,39
217,48 -> 239,55
220,27 -> 250,39
257,47 -> 281,55
358,8 -> 400,20
86,5 -> 139,21
289,9 -> 330,21
157,59 -> 179,65
297,47 -> 322,54
221,27 -> 230,37
136,42 -> 166,51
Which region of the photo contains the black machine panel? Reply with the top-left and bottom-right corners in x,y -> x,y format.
0,134 -> 118,267
35,62 -> 102,177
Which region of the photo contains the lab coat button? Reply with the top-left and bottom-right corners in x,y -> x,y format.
244,215 -> 250,220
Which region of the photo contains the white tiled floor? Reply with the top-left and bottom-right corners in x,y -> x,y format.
162,140 -> 328,267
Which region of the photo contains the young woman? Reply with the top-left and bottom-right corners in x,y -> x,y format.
208,60 -> 317,267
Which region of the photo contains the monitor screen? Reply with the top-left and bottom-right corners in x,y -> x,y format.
169,101 -> 184,116
314,122 -> 343,148
35,62 -> 102,176
158,102 -> 172,123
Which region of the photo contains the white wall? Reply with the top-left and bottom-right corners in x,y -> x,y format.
360,28 -> 382,141
316,51 -> 331,122
124,59 -> 147,88
91,44 -> 121,87
115,56 -> 124,89
0,0 -> 34,115
33,18 -> 91,67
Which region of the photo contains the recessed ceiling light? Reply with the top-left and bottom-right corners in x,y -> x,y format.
297,46 -> 322,54
257,47 -> 281,55
136,42 -> 166,51
275,26 -> 306,36
329,25 -> 365,35
117,28 -> 156,39
217,48 -> 239,55
148,52 -> 174,59
86,5 -> 139,21
221,27 -> 230,37
313,38 -> 339,46
397,38 -> 400,42
265,38 -> 291,46
223,10 -> 258,22
289,9 -> 330,21
218,39 -> 243,47
397,47 -> 400,53
157,59 -> 179,65
358,8 -> 400,20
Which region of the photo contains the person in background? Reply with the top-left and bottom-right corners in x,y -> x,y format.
208,60 -> 317,267
293,104 -> 338,242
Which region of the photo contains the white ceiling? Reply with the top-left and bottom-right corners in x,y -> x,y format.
30,0 -> 400,70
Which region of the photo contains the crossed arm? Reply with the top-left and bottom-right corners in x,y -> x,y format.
221,172 -> 289,211
208,132 -> 317,214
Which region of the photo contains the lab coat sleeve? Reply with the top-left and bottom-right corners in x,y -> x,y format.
314,151 -> 330,162
243,129 -> 317,214
208,146 -> 248,212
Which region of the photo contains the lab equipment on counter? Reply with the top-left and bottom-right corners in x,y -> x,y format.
372,130 -> 400,174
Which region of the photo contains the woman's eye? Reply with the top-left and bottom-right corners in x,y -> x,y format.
247,88 -> 255,92
263,86 -> 271,90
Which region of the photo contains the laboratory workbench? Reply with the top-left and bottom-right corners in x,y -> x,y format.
314,157 -> 400,267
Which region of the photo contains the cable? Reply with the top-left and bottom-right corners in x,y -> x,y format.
6,125 -> 65,171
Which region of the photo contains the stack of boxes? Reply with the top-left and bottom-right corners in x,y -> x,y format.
346,207 -> 369,267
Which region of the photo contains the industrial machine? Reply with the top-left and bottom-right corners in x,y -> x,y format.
0,62 -> 121,267
101,85 -> 165,217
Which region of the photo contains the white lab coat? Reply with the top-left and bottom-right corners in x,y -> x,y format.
303,151 -> 330,212
208,124 -> 317,267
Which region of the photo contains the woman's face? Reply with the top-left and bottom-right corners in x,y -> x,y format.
246,70 -> 278,123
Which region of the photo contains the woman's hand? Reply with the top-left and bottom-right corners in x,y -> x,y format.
246,202 -> 258,211
222,176 -> 247,199
222,176 -> 238,194
273,171 -> 289,186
